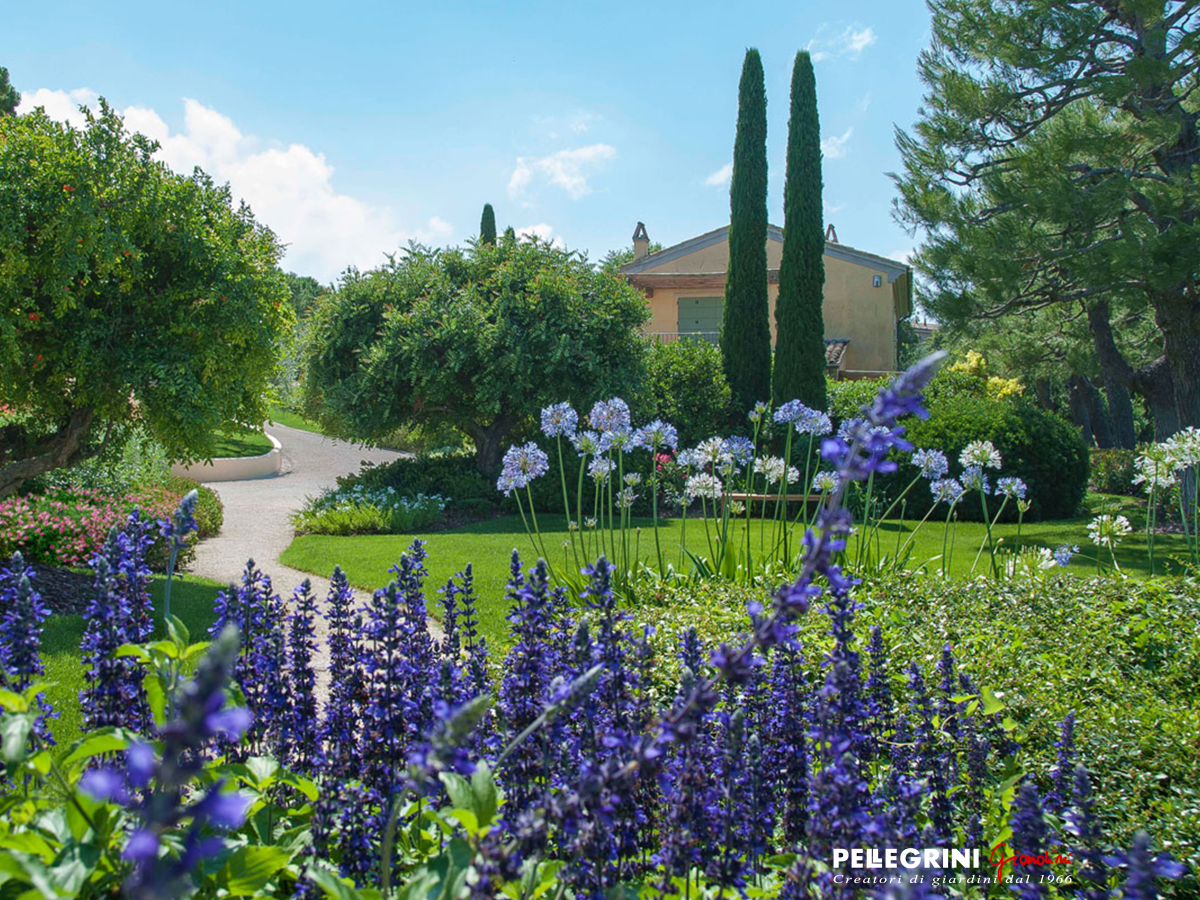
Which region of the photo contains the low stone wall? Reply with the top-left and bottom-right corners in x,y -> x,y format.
171,433 -> 282,483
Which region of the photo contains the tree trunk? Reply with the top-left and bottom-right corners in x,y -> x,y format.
1153,290 -> 1200,431
1033,378 -> 1056,412
470,415 -> 516,476
1067,375 -> 1095,447
0,408 -> 97,499
1130,356 -> 1179,442
1080,376 -> 1114,448
1085,299 -> 1137,448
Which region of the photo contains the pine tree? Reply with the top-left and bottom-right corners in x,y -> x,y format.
0,67 -> 18,117
773,51 -> 827,411
480,203 -> 497,245
720,49 -> 772,419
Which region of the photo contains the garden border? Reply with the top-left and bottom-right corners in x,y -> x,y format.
170,432 -> 282,482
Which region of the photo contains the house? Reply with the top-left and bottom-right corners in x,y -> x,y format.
618,222 -> 912,378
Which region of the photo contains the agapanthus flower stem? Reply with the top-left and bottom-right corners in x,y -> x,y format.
556,436 -> 581,572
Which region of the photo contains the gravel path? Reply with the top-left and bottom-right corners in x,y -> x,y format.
186,423 -> 419,681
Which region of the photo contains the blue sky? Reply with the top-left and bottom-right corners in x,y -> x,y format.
3,0 -> 931,283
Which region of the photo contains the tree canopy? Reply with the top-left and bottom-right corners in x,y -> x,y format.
773,50 -> 826,411
894,1 -> 1200,434
0,66 -> 18,117
301,233 -> 650,473
721,48 -> 772,418
0,103 -> 293,497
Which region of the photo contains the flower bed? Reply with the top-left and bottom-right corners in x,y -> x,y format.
292,484 -> 446,536
0,481 -> 217,570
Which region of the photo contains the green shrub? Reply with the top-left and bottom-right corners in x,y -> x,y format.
1090,448 -> 1139,496
293,483 -> 447,536
633,572 -> 1200,879
164,476 -> 223,539
646,339 -> 733,446
831,373 -> 1089,521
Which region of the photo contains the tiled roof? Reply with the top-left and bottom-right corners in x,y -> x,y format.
825,338 -> 850,368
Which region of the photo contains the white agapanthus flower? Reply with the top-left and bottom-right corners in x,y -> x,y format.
1087,514 -> 1131,549
684,473 -> 723,501
1164,426 -> 1200,469
812,470 -> 840,493
959,440 -> 1002,470
1132,446 -> 1179,493
755,456 -> 787,485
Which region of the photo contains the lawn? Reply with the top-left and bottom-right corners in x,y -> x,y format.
280,497 -> 1190,648
210,427 -> 275,458
268,405 -> 326,435
42,574 -> 225,750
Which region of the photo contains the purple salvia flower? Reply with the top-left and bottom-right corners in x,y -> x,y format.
1117,832 -> 1184,900
0,552 -> 55,744
319,566 -> 364,778
1008,780 -> 1051,899
1065,767 -> 1112,900
279,579 -> 322,769
1048,710 -> 1076,816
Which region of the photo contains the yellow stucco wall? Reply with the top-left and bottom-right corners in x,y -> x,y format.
636,236 -> 901,373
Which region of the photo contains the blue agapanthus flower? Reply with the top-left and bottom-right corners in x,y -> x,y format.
589,398 -> 631,434
930,478 -> 964,505
773,399 -> 810,425
1053,544 -> 1079,567
912,448 -> 949,479
722,436 -> 755,466
960,465 -> 990,494
795,408 -> 832,437
634,420 -> 679,452
540,402 -> 579,438
997,476 -> 1027,500
498,442 -> 550,495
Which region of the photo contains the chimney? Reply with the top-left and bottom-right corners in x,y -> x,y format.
632,221 -> 650,260
825,223 -> 839,243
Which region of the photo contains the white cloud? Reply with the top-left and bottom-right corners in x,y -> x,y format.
888,248 -> 914,264
16,89 -> 452,281
18,87 -> 99,127
824,200 -> 846,216
507,143 -> 617,200
515,223 -> 565,248
807,25 -> 878,62
821,128 -> 853,159
705,162 -> 733,186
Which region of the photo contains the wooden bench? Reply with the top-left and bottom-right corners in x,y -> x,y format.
726,492 -> 820,503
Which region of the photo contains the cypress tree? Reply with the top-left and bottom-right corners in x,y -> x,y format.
721,49 -> 772,419
773,51 -> 827,411
0,66 -> 19,117
480,203 -> 497,245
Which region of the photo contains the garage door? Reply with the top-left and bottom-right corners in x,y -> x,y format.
677,296 -> 722,343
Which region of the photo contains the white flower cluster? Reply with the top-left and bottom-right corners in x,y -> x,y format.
310,484 -> 447,516
1132,427 -> 1200,493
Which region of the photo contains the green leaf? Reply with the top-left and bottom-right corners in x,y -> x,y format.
144,675 -> 167,729
470,761 -> 499,827
438,773 -> 475,818
218,845 -> 293,896
244,756 -> 280,788
309,865 -> 373,900
48,843 -> 100,895
1,714 -> 33,764
62,730 -> 133,768
980,686 -> 1005,716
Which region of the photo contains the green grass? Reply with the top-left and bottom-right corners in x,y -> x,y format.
268,405 -> 326,435
210,428 -> 274,458
42,575 -> 225,751
281,498 -> 1191,648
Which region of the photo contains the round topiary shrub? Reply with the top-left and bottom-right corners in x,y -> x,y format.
646,339 -> 733,447
900,396 -> 1089,521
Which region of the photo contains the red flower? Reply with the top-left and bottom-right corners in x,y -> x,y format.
27,312 -> 40,322
62,184 -> 74,192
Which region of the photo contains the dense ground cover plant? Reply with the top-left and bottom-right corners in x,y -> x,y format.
634,571 -> 1200,883
292,484 -> 447,536
1090,449 -> 1139,497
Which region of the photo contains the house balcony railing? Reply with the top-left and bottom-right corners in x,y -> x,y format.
644,331 -> 720,345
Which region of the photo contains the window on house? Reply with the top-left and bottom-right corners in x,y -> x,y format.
676,296 -> 722,344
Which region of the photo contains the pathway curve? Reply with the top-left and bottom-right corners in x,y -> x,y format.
186,423 -> 417,680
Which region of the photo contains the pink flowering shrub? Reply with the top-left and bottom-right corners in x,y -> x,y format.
0,484 -> 198,570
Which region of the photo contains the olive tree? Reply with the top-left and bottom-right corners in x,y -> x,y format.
0,102 -> 293,497
302,234 -> 649,473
